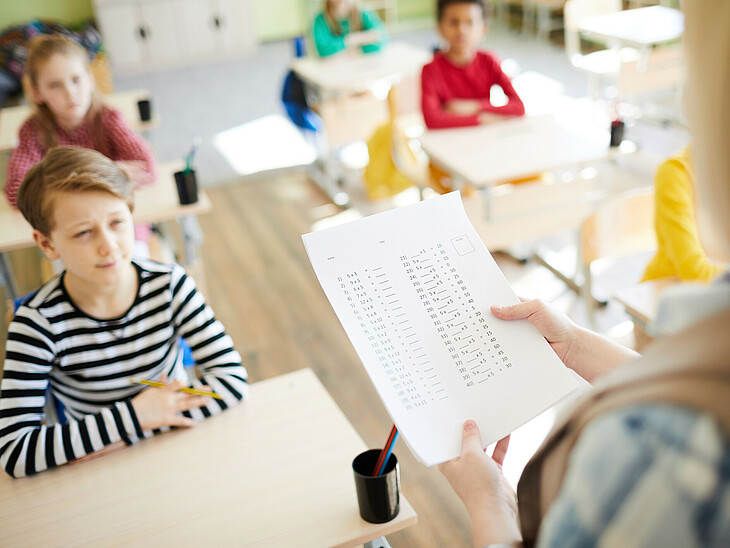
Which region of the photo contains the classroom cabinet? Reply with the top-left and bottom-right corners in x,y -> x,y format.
93,0 -> 256,73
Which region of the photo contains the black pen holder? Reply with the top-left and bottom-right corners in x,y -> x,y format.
174,169 -> 199,205
610,120 -> 625,147
137,99 -> 152,122
352,449 -> 400,523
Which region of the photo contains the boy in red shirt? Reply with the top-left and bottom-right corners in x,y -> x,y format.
422,0 -> 525,129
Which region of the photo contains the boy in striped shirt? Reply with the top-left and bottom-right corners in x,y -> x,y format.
0,146 -> 248,478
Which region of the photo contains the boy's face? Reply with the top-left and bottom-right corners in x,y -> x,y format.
33,53 -> 93,129
438,3 -> 486,58
33,190 -> 135,291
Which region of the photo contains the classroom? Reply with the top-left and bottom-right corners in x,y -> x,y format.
1,1 -> 728,546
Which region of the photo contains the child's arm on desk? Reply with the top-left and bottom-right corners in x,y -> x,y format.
0,313 -> 156,478
169,265 -> 249,422
102,107 -> 157,185
422,65 -> 481,129
477,54 -> 525,118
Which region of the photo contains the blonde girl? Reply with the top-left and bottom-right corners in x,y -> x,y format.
5,34 -> 156,209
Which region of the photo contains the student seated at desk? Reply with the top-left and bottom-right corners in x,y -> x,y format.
4,34 -> 156,210
0,147 -> 248,479
421,0 -> 525,130
421,0 -> 525,194
641,146 -> 726,283
313,0 -> 387,57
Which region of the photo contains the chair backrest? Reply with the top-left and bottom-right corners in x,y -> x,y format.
618,42 -> 685,95
564,0 -> 622,61
580,187 -> 656,267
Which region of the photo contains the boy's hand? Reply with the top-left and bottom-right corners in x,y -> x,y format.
131,374 -> 211,430
445,98 -> 482,116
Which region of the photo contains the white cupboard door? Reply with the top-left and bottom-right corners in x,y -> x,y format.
140,0 -> 184,65
179,0 -> 218,58
96,3 -> 144,71
217,0 -> 256,54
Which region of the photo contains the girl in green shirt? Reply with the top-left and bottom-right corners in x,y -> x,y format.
313,0 -> 387,57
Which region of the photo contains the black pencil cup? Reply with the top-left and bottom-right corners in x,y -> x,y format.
610,120 -> 625,147
137,99 -> 152,122
352,449 -> 400,524
174,169 -> 199,205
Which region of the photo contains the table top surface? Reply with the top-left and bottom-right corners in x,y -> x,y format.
579,6 -> 684,48
291,42 -> 431,95
0,161 -> 211,253
0,88 -> 158,152
613,278 -> 676,326
419,113 -> 612,187
0,368 -> 417,547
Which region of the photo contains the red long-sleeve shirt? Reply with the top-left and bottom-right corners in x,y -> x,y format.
421,51 -> 525,129
5,105 -> 156,208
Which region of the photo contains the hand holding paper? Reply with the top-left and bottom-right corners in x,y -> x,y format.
302,193 -> 580,465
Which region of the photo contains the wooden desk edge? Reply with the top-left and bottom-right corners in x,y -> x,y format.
254,369 -> 419,546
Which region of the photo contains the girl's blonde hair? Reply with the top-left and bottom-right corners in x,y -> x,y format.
324,0 -> 361,35
24,34 -> 110,156
17,146 -> 134,236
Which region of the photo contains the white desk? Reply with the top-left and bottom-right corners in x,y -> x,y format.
614,278 -> 675,350
418,112 -> 631,269
0,162 -> 210,301
291,42 -> 431,98
0,88 -> 158,152
579,6 -> 684,50
0,368 -> 417,547
420,114 -> 610,191
291,42 -> 431,205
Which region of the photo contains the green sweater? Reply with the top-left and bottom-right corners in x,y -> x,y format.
312,10 -> 386,57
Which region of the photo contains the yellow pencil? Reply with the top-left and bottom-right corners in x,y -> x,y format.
130,377 -> 223,399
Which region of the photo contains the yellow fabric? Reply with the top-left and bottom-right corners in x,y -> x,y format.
641,147 -> 723,282
363,122 -> 414,200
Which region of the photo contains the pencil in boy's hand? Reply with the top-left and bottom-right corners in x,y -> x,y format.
129,377 -> 223,399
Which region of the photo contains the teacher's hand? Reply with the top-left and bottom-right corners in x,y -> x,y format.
491,299 -> 575,365
492,299 -> 639,382
439,420 -> 521,547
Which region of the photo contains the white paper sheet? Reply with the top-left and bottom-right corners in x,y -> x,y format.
302,192 -> 579,466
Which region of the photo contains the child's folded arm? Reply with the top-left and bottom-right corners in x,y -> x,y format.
104,107 -> 158,184
421,66 -> 480,129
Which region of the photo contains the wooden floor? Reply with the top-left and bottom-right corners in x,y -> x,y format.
197,173 -> 474,547
0,171 -> 635,547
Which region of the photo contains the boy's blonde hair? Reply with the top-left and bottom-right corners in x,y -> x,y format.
25,35 -> 108,154
17,146 -> 134,236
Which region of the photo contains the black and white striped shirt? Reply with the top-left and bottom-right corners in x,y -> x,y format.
0,259 -> 248,478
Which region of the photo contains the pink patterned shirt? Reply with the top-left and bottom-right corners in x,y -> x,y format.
5,105 -> 157,208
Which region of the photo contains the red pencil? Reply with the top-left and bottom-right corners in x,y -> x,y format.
372,424 -> 399,476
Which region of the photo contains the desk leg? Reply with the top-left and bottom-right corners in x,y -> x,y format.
179,216 -> 204,265
364,536 -> 392,548
0,252 -> 19,302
